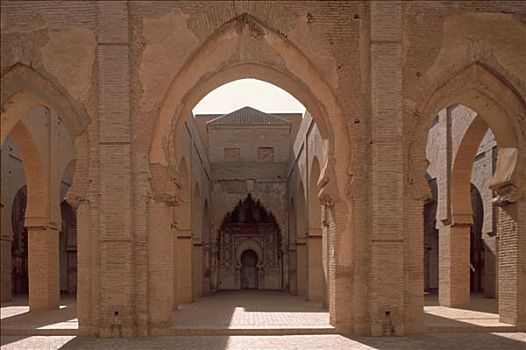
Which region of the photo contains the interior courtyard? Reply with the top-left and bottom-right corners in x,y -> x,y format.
1,1 -> 525,349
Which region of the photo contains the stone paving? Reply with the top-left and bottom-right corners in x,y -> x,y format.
0,291 -> 521,341
171,290 -> 330,329
1,333 -> 525,350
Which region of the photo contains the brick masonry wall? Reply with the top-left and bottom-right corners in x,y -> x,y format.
1,0 -> 524,337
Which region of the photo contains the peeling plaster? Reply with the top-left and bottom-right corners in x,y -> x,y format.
42,27 -> 96,103
140,9 -> 199,112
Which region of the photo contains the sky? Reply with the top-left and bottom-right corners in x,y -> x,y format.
192,79 -> 306,115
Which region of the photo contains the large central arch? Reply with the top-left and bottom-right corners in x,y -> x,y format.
147,13 -> 353,331
149,14 -> 350,199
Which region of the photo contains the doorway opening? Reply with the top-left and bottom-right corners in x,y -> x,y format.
166,77 -> 331,331
240,249 -> 259,290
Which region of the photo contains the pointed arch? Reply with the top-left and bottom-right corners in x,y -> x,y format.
148,13 -> 353,330
408,63 -> 526,197
450,115 -> 490,224
407,62 -> 526,329
149,14 -> 350,203
1,64 -> 90,146
1,64 -> 91,205
9,122 -> 47,221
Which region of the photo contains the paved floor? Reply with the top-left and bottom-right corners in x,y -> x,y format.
1,333 -> 525,350
0,296 -> 78,331
172,290 -> 330,329
0,291 -> 519,338
423,294 -> 515,332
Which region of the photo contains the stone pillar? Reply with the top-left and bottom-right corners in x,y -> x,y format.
438,224 -> 470,308
148,200 -> 174,328
307,230 -> 324,302
369,1 -> 405,336
27,223 -> 60,311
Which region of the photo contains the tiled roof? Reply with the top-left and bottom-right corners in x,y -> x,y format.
206,106 -> 292,126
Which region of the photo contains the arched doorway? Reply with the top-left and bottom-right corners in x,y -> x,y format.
240,249 -> 258,290
218,194 -> 280,290
147,13 -> 352,331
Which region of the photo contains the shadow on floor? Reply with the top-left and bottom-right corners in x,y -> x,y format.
1,333 -> 524,350
1,295 -> 77,346
353,333 -> 526,350
424,292 -> 498,313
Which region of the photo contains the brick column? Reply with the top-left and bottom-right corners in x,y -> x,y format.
286,246 -> 296,294
27,224 -> 60,311
202,245 -> 211,296
296,240 -> 307,297
76,200 -> 92,334
96,1 -> 134,337
175,231 -> 193,303
438,224 -> 470,308
497,201 -> 526,329
0,234 -> 12,302
307,230 -> 324,302
369,1 -> 405,336
192,243 -> 203,298
148,200 -> 174,328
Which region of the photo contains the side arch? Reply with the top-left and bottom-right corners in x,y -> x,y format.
406,62 -> 526,329
450,115 -> 490,224
1,64 -> 91,205
1,64 -> 90,145
9,122 -> 47,223
408,63 -> 526,199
